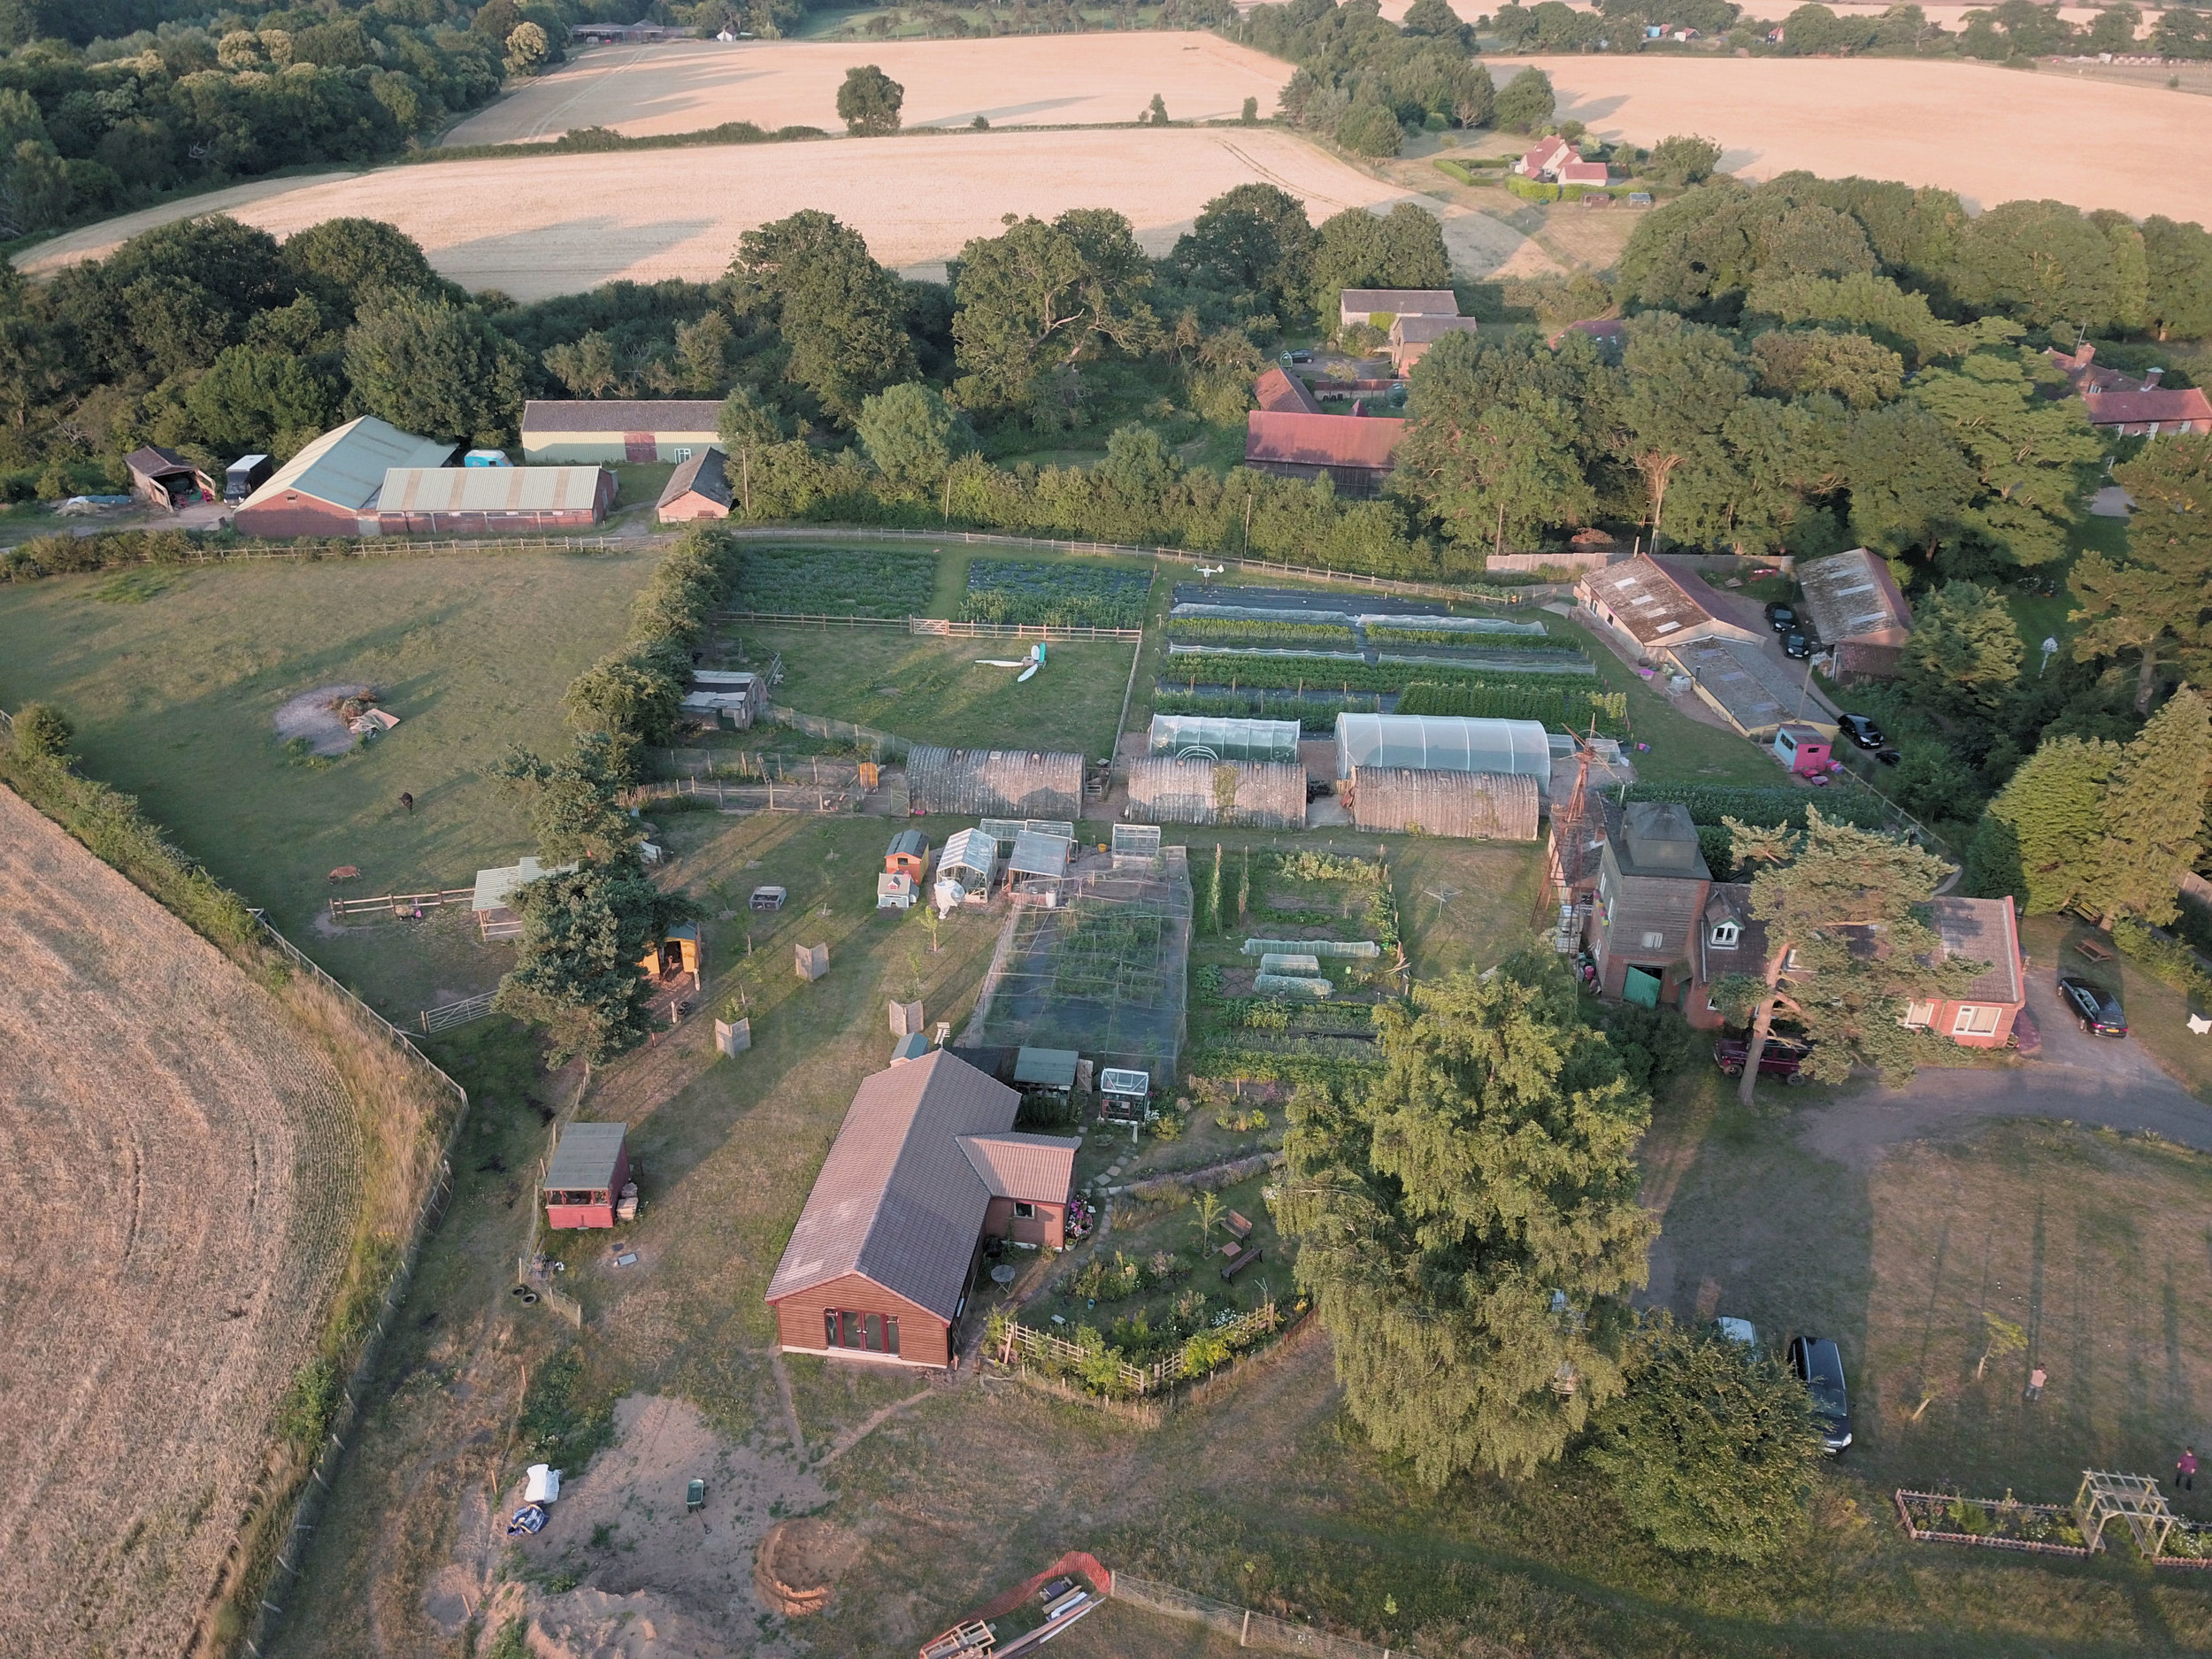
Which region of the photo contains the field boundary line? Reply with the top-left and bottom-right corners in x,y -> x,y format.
242,914 -> 473,1659
719,525 -> 1537,607
1112,1570 -> 1415,1657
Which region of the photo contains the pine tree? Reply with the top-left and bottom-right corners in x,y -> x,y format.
1901,580 -> 2023,716
1209,841 -> 1225,935
2072,434 -> 2212,712
1237,845 -> 1250,921
1712,810 -> 1984,1103
2082,687 -> 2212,926
1278,952 -> 1656,1486
1972,735 -> 2120,914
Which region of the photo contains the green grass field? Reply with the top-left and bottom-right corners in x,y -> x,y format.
733,621 -> 1141,760
0,550 -> 659,1012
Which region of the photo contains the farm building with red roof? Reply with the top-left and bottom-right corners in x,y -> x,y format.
1244,410 -> 1405,495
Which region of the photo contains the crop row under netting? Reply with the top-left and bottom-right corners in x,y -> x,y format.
964,849 -> 1194,1077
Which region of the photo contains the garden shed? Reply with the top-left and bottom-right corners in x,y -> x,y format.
1125,757 -> 1307,828
655,447 -> 733,523
1348,766 -> 1540,840
1147,713 -> 1302,763
543,1122 -> 630,1231
1333,713 -> 1554,799
885,830 -> 930,879
907,747 -> 1082,818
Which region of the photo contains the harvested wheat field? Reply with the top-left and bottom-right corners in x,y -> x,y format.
0,785 -> 361,1655
1523,54 -> 2212,220
17,127 -> 1528,297
443,35 -> 1294,144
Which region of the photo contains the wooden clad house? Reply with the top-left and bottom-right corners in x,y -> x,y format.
520,399 -> 724,464
765,1051 -> 1078,1369
543,1121 -> 630,1230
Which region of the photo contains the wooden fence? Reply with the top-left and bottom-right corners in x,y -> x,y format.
719,525 -> 1535,606
186,533 -> 645,564
328,887 -> 475,920
995,1302 -> 1279,1399
718,609 -> 1142,641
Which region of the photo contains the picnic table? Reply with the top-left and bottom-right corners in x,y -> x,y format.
2074,938 -> 2116,964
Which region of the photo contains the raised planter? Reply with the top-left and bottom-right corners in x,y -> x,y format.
1893,1490 -> 2091,1558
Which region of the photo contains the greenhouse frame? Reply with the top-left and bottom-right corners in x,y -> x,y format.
1333,713 -> 1554,793
1148,713 -> 1303,764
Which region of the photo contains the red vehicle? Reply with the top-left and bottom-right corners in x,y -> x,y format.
1714,1034 -> 1811,1082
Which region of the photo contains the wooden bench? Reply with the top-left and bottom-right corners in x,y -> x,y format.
1225,1210 -> 1254,1240
1222,1246 -> 1263,1282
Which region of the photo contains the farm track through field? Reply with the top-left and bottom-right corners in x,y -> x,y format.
0,786 -> 362,1655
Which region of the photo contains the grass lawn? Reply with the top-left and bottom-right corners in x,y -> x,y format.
1544,609 -> 1787,788
0,550 -> 659,1011
731,621 -> 1140,760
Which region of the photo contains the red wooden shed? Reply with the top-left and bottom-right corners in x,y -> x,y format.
543,1121 -> 630,1230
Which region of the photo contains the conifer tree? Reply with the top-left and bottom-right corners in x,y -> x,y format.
1901,580 -> 2023,716
2082,687 -> 2212,926
1278,952 -> 1655,1486
1713,810 -> 1983,1104
1970,735 -> 2120,913
2071,434 -> 2212,712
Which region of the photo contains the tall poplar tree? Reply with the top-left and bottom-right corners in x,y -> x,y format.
1279,952 -> 1655,1486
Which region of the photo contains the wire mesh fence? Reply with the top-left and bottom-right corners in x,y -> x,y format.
964,848 -> 1193,1076
1112,1575 -> 1417,1657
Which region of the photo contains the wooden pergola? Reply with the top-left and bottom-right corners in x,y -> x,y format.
2074,1471 -> 2177,1557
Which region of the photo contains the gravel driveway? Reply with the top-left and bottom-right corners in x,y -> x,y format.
1799,969 -> 2211,1166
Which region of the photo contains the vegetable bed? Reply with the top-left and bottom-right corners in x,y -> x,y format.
734,545 -> 938,618
962,558 -> 1150,628
1162,651 -> 1594,695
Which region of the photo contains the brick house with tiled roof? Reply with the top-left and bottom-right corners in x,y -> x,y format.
764,1050 -> 1077,1369
1686,887 -> 2024,1046
1254,365 -> 1324,415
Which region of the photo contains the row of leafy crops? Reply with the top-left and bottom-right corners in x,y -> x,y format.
1396,680 -> 1631,735
962,559 -> 1151,628
1162,651 -> 1595,695
1152,688 -> 1383,733
1165,618 -> 1358,647
1365,624 -> 1583,652
734,545 -> 938,617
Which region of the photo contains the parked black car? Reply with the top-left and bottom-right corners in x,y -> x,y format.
1782,630 -> 1814,659
2056,974 -> 2129,1037
1279,349 -> 1314,364
1788,1335 -> 1854,1453
1763,602 -> 1798,633
1714,1034 -> 1811,1080
1837,712 -> 1885,749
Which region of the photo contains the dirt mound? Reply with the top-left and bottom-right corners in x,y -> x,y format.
273,682 -> 373,756
755,1517 -> 861,1617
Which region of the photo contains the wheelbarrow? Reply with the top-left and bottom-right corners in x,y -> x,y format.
686,1479 -> 705,1514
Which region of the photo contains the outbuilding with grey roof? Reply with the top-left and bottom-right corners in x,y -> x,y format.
520,398 -> 724,463
375,465 -> 615,534
231,417 -> 454,538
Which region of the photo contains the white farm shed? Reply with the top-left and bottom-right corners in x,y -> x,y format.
1333,714 -> 1553,795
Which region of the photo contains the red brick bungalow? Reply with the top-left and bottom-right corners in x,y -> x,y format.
231,416 -> 453,538
1688,887 -> 2025,1046
765,1049 -> 1077,1370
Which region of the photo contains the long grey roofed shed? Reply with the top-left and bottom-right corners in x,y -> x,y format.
544,1121 -> 626,1191
238,416 -> 453,515
764,1050 -> 1022,1320
521,398 -> 723,433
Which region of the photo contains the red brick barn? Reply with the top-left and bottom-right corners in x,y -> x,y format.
655,448 -> 733,523
230,417 -> 454,538
765,1050 -> 1077,1370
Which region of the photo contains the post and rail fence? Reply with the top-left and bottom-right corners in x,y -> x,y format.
328,887 -> 476,920
1111,1574 -> 1417,1658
